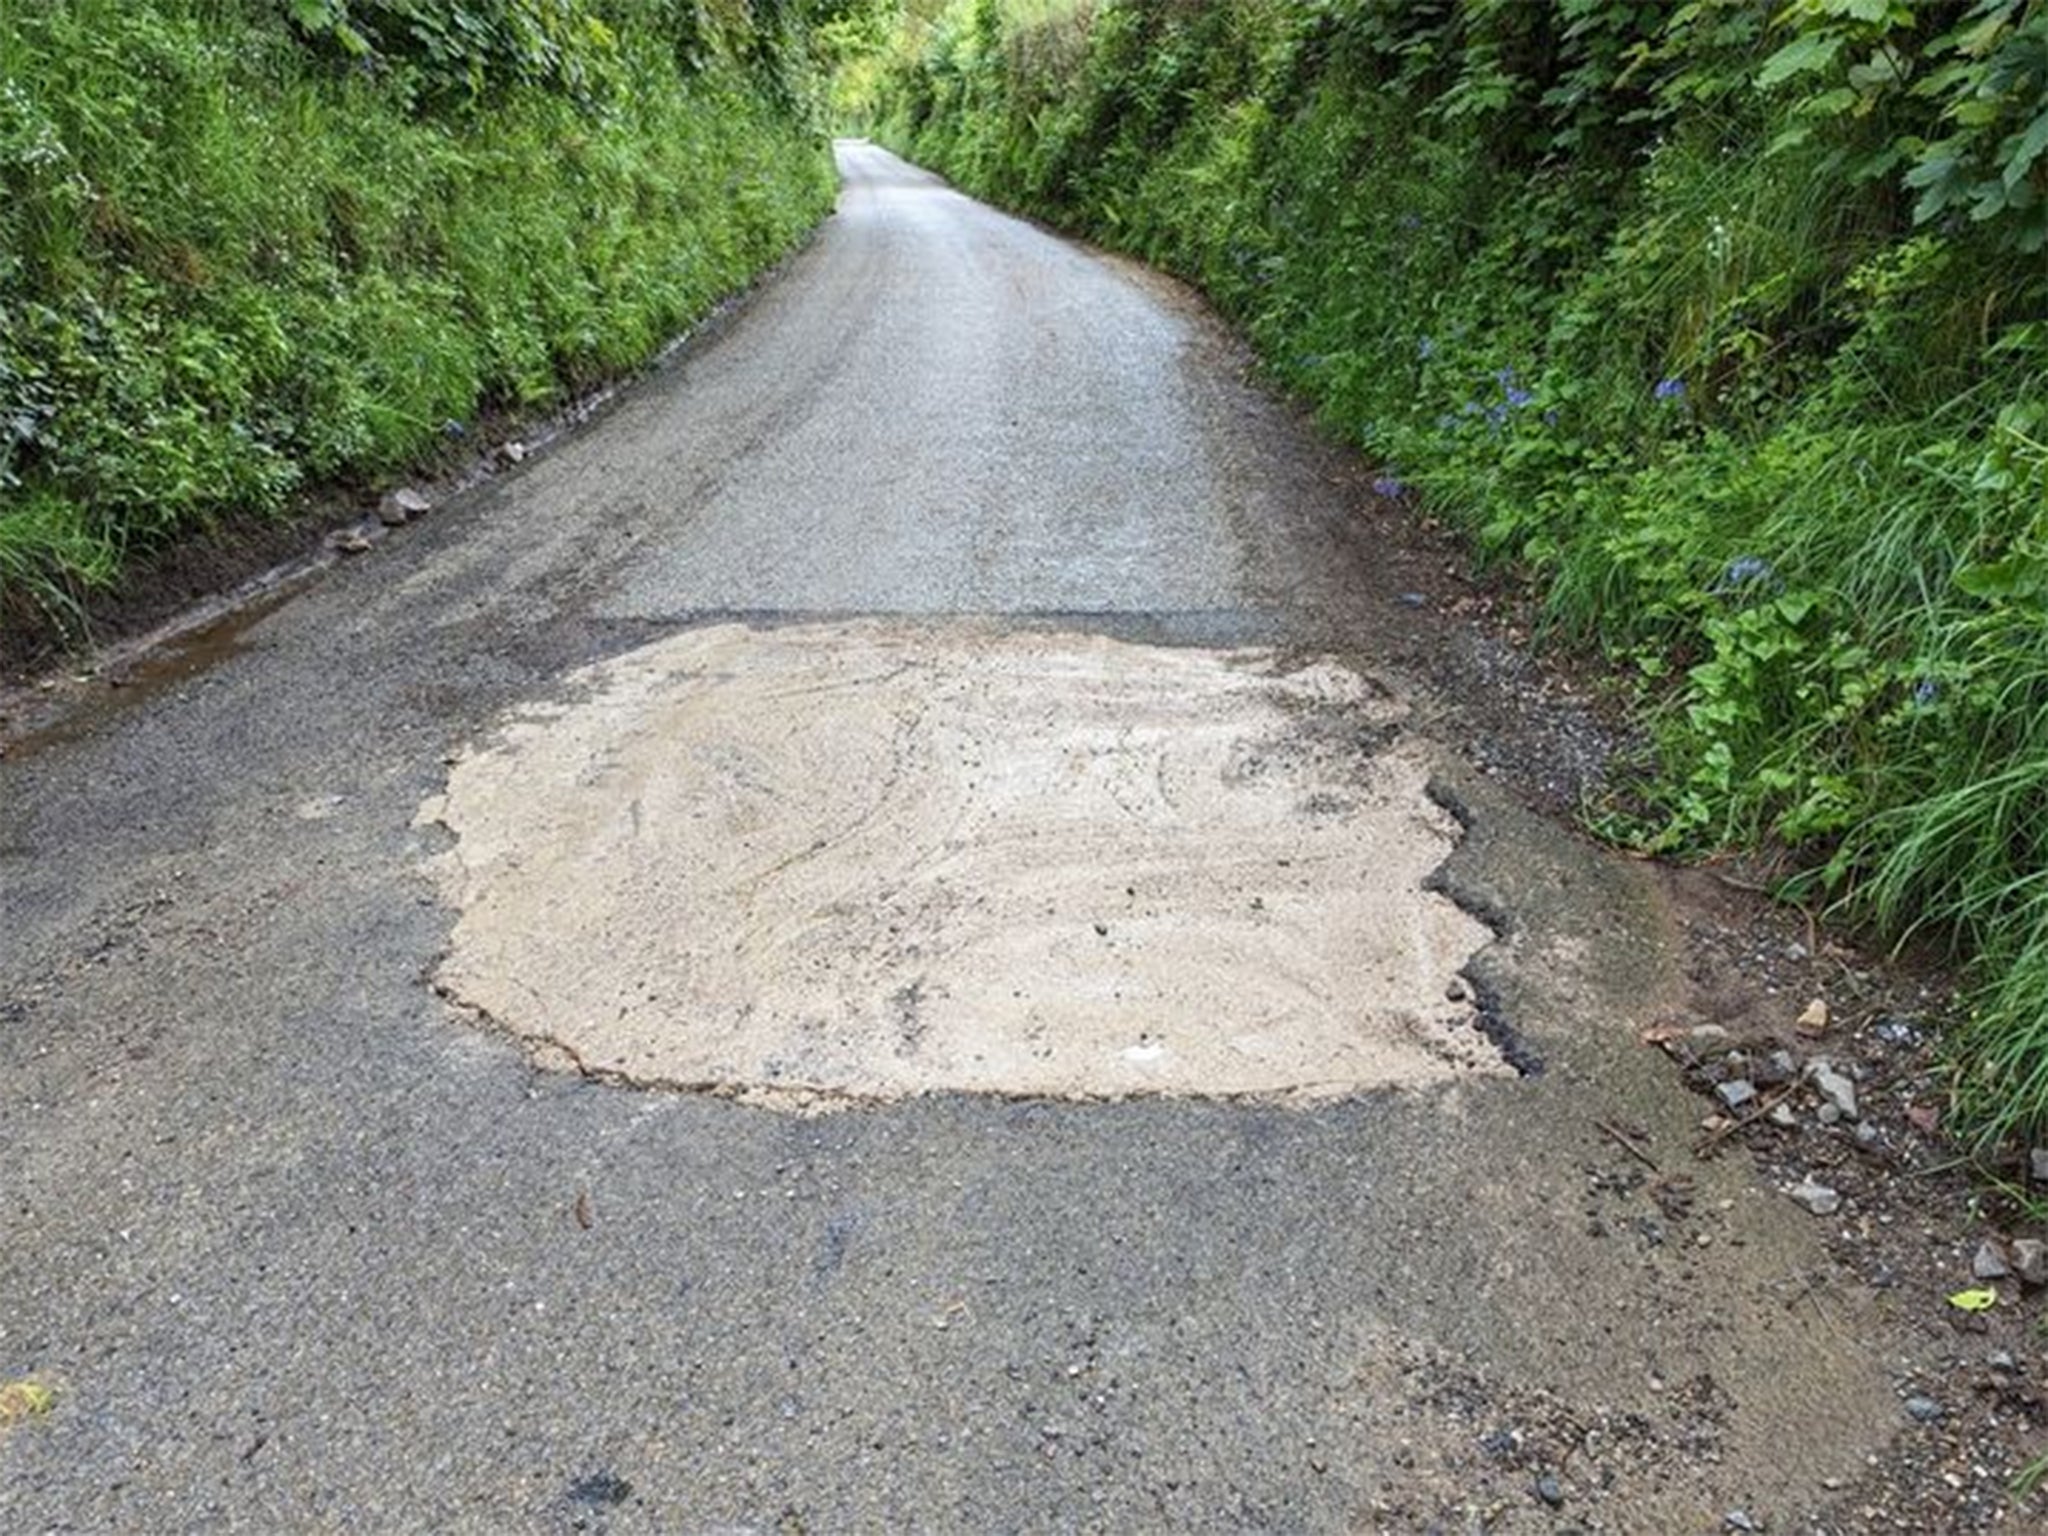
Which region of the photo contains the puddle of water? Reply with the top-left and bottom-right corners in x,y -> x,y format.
0,581 -> 304,763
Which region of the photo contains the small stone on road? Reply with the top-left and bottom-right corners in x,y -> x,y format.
1788,1178 -> 1840,1216
1717,1079 -> 1757,1111
1973,1240 -> 2011,1281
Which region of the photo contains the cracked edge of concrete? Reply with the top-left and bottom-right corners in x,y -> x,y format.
424,975 -> 1459,1117
1420,754 -> 1682,1084
1422,775 -> 1546,1078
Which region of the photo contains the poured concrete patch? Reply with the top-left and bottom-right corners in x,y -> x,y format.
421,622 -> 1501,1105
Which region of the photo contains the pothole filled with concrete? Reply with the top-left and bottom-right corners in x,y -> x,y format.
419,621 -> 1503,1107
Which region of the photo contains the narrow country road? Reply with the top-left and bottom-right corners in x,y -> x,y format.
5,143 -> 1902,1530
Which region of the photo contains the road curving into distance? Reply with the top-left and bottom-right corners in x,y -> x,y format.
2,142 -> 1904,1531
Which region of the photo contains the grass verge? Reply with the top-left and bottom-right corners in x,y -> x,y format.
1,0 -> 836,645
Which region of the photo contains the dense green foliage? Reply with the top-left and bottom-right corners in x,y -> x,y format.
0,0 -> 835,629
869,0 -> 2048,1141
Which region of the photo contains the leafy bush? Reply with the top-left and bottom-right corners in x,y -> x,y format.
866,0 -> 2048,1144
286,0 -> 625,106
0,0 -> 836,633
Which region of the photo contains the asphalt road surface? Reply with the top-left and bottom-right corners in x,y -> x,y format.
4,142 -> 1905,1531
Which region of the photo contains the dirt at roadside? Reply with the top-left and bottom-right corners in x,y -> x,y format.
1364,493 -> 2048,1529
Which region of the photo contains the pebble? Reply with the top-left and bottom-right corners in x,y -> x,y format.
1788,1178 -> 1841,1216
2011,1237 -> 2048,1287
1903,1395 -> 1944,1424
1755,1050 -> 1797,1087
1808,1061 -> 1859,1119
2031,1147 -> 2048,1183
1973,1240 -> 2011,1281
1874,1018 -> 1921,1048
1717,1080 -> 1757,1111
503,441 -> 528,464
1852,1122 -> 1879,1148
1725,1512 -> 1759,1533
1534,1473 -> 1564,1507
1768,1104 -> 1799,1129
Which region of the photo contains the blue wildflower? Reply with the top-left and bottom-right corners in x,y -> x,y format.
1372,474 -> 1406,498
1494,366 -> 1519,387
1417,335 -> 1437,361
1654,377 -> 1686,402
1542,409 -> 1560,428
1718,554 -> 1777,591
1398,213 -> 1422,231
1485,403 -> 1509,431
1505,386 -> 1534,409
1912,679 -> 1941,708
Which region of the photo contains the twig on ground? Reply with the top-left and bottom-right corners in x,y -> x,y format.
1693,1082 -> 1800,1157
1708,868 -> 1774,895
1596,1119 -> 1661,1172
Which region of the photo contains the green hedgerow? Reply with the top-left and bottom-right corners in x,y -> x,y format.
0,0 -> 837,631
